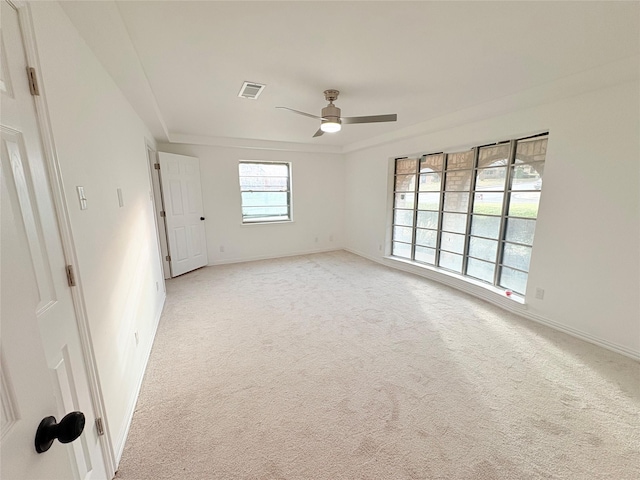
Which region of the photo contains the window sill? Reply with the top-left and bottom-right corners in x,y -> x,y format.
241,219 -> 294,226
384,255 -> 526,305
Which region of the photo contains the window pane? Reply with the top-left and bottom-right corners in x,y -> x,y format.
475,166 -> 507,191
467,258 -> 495,283
416,228 -> 437,248
241,191 -> 288,207
418,172 -> 442,191
473,192 -> 504,216
468,237 -> 498,262
394,192 -> 415,209
441,232 -> 465,254
439,251 -> 463,273
421,154 -> 444,172
416,210 -> 438,229
415,246 -> 436,265
417,192 -> 440,210
392,242 -> 412,259
445,170 -> 472,191
239,176 -> 289,191
239,163 -> 288,177
443,192 -> 470,212
502,243 -> 532,272
499,266 -> 528,295
505,218 -> 536,245
396,158 -> 418,174
442,212 -> 467,234
395,174 -> 416,192
242,206 -> 288,219
470,215 -> 501,239
446,151 -> 474,170
478,144 -> 510,169
511,162 -> 544,190
516,137 -> 547,164
394,209 -> 414,227
508,192 -> 540,218
393,226 -> 413,243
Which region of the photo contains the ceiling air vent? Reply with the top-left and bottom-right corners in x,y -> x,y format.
238,81 -> 265,100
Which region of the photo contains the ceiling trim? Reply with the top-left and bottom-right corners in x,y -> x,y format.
167,133 -> 344,154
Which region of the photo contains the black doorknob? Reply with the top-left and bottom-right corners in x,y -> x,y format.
35,411 -> 85,453
200,217 -> 205,220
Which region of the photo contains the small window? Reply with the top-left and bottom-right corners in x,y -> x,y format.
239,161 -> 291,223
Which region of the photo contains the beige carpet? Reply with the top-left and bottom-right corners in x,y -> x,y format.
115,251 -> 639,479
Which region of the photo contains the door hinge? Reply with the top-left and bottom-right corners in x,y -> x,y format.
95,417 -> 105,436
160,211 -> 166,217
166,255 -> 171,262
26,67 -> 40,96
154,163 -> 160,170
65,265 -> 76,287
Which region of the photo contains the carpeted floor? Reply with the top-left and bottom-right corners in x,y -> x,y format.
115,250 -> 639,479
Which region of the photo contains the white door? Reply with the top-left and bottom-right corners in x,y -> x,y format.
158,152 -> 208,277
1,2 -> 108,479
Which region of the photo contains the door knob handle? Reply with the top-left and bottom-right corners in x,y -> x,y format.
200,217 -> 205,220
35,411 -> 85,453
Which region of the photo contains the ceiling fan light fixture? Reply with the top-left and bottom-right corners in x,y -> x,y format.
278,89 -> 397,138
320,119 -> 341,133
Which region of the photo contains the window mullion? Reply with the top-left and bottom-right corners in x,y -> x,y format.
391,158 -> 401,252
493,140 -> 517,286
286,164 -> 291,220
410,157 -> 420,261
434,154 -> 446,266
461,147 -> 479,275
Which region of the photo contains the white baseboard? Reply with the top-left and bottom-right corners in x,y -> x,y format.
518,310 -> 640,361
114,291 -> 167,464
209,246 -> 343,266
344,248 -> 640,362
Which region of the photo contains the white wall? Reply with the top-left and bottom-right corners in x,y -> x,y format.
30,1 -> 166,461
157,143 -> 345,264
344,80 -> 640,358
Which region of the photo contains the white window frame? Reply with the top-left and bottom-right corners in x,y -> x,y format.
238,161 -> 292,224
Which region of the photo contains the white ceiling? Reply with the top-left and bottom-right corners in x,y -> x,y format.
59,1 -> 639,152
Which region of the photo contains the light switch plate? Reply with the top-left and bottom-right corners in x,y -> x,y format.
76,186 -> 87,210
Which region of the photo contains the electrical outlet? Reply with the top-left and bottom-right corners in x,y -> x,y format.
329,234 -> 334,242
535,287 -> 545,300
315,236 -> 319,243
219,245 -> 225,253
378,244 -> 382,251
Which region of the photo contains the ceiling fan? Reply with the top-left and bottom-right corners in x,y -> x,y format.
277,89 -> 397,137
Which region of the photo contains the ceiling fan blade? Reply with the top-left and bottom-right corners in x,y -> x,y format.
313,128 -> 324,138
342,114 -> 397,125
276,106 -> 323,120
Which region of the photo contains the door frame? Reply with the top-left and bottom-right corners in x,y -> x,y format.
11,1 -> 116,476
146,143 -> 171,279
